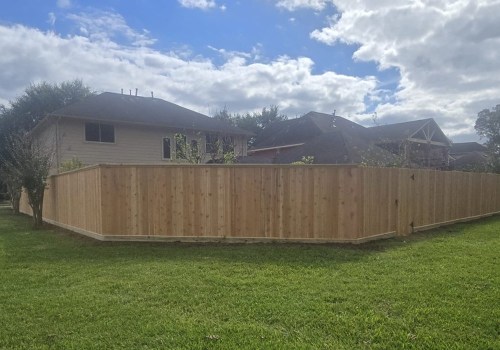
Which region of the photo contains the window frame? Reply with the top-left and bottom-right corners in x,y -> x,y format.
84,122 -> 115,144
162,136 -> 171,160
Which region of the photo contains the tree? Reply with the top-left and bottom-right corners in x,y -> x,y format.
0,80 -> 92,219
2,80 -> 93,132
0,165 -> 22,213
475,105 -> 500,173
1,134 -> 53,228
212,105 -> 287,147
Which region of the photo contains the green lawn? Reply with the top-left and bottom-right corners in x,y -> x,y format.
0,208 -> 499,349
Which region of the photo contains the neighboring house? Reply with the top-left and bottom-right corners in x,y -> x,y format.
449,142 -> 489,171
246,111 -> 451,168
368,118 -> 452,168
246,112 -> 398,165
31,92 -> 252,172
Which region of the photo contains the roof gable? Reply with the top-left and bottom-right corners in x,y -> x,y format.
49,92 -> 252,135
367,118 -> 451,146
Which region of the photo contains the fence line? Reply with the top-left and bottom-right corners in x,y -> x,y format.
20,164 -> 500,243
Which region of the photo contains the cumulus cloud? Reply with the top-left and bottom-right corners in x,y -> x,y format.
310,0 -> 500,139
276,0 -> 330,11
178,0 -> 217,10
0,24 -> 376,118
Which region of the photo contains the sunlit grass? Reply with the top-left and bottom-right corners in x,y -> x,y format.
0,207 -> 499,349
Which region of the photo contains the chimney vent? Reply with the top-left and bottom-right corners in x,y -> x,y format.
151,91 -> 154,98
129,89 -> 132,96
121,88 -> 123,94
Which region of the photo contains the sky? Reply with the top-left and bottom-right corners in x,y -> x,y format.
1,0 -> 499,142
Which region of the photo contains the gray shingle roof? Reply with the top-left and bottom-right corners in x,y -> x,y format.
253,111 -> 366,149
272,128 -> 398,165
249,111 -> 399,164
49,92 -> 252,135
450,142 -> 487,154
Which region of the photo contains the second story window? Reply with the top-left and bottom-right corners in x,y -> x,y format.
85,122 -> 115,143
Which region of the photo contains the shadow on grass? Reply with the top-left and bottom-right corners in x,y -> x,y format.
1,207 -> 498,268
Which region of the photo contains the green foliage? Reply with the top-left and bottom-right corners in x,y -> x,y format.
0,134 -> 52,228
223,151 -> 236,164
360,144 -> 407,168
291,156 -> 314,165
213,105 -> 287,147
0,208 -> 499,349
1,80 -> 93,134
174,133 -> 203,164
59,157 -> 85,172
475,105 -> 500,173
0,165 -> 22,213
0,80 -> 90,226
174,133 -> 188,160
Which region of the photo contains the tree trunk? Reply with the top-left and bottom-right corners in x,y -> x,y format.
6,183 -> 21,214
28,190 -> 45,229
32,199 -> 43,229
11,195 -> 20,214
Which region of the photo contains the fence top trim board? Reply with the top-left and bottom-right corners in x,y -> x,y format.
56,163 -> 500,177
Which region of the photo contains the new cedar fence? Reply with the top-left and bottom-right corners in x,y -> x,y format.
20,164 -> 500,243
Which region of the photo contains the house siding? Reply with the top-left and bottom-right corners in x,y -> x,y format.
52,118 -> 247,166
34,121 -> 59,173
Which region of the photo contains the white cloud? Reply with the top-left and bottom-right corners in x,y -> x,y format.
48,12 -> 56,26
276,0 -> 330,11
57,0 -> 72,9
178,0 -> 217,10
66,10 -> 156,46
309,0 -> 500,139
0,24 -> 376,119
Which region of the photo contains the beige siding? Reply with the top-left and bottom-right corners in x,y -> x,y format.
33,121 -> 58,173
54,118 -> 247,166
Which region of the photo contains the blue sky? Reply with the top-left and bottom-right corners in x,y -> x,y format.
1,0 -> 499,141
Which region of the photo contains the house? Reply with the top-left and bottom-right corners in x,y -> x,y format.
449,142 -> 489,171
367,118 -> 452,168
246,111 -> 451,168
31,92 -> 252,171
246,111 -> 397,165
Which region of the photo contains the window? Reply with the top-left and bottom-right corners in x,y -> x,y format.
206,134 -> 219,155
222,136 -> 234,154
163,137 -> 171,159
85,122 -> 115,143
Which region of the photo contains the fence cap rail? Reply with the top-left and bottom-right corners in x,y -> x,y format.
51,163 -> 500,178
96,163 -> 361,169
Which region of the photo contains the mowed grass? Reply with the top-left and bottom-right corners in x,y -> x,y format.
0,208 -> 499,349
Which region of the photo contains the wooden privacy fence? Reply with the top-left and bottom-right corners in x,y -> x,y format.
20,164 -> 500,243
